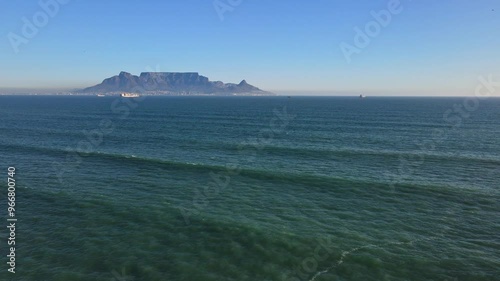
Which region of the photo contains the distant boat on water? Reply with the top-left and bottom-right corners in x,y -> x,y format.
359,94 -> 366,99
121,93 -> 140,98
96,94 -> 105,97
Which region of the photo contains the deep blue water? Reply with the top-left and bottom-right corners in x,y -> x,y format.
0,96 -> 499,281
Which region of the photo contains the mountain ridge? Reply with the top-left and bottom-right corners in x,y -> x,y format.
79,72 -> 274,95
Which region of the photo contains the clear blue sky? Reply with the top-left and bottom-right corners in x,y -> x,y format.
0,0 -> 499,95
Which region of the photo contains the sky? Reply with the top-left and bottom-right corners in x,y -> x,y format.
0,0 -> 499,95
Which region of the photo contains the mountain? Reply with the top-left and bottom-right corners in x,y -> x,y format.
79,72 -> 273,95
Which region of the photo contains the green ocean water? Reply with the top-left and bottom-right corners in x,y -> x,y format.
0,96 -> 498,281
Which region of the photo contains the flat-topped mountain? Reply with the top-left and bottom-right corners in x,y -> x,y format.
79,72 -> 274,95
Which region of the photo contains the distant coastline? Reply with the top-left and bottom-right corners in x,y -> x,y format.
0,92 -> 277,97
76,71 -> 276,96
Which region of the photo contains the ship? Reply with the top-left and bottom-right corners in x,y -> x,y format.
96,94 -> 105,97
121,93 -> 140,98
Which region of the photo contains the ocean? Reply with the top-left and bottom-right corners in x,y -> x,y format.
0,96 -> 498,281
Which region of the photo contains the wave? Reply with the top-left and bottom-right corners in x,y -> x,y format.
2,143 -> 498,198
258,145 -> 500,164
3,141 -> 500,174
3,130 -> 499,167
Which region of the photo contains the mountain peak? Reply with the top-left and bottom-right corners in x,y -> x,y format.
119,71 -> 132,76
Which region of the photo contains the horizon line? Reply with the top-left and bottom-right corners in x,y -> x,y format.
0,93 -> 498,98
